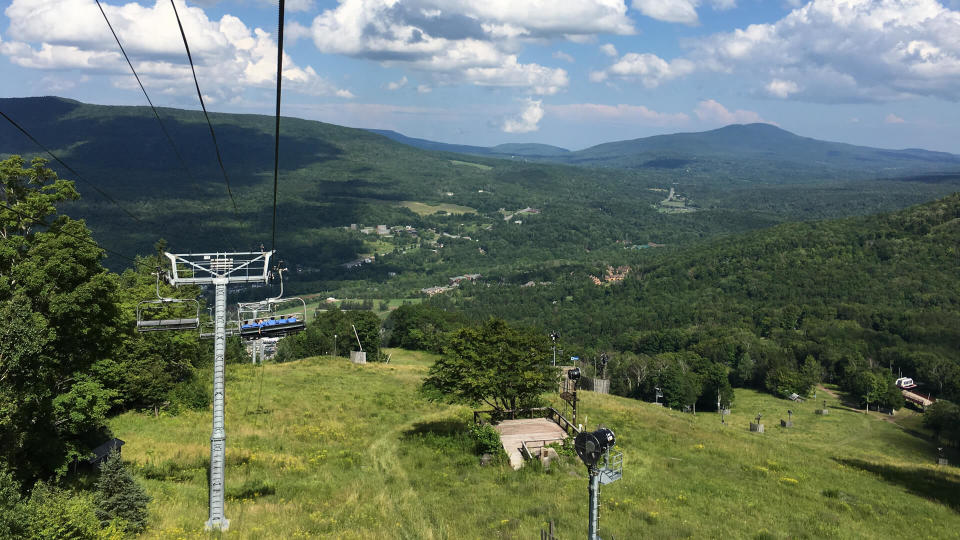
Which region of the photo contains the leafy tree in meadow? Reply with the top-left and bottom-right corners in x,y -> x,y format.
421,318 -> 557,411
0,156 -> 119,484
655,354 -> 701,410
698,362 -> 735,411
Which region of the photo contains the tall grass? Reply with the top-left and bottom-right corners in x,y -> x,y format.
110,352 -> 960,539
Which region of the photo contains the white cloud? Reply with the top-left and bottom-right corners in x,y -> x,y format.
692,0 -> 960,102
549,102 -> 689,125
592,52 -> 695,87
885,113 -> 906,123
765,78 -> 799,98
694,99 -> 771,125
553,50 -> 575,63
308,0 -> 634,94
285,21 -> 313,44
464,56 -> 568,95
387,75 -> 408,90
600,43 -> 618,57
632,0 -> 700,25
631,0 -> 736,25
417,84 -> 432,93
502,98 -> 544,133
0,0 -> 352,100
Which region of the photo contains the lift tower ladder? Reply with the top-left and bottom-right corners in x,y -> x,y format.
163,250 -> 274,532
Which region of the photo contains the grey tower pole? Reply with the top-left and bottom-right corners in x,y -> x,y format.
588,467 -> 600,540
207,277 -> 229,531
163,251 -> 272,532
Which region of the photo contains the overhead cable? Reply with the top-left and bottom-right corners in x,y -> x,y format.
0,200 -> 145,268
0,109 -> 142,223
95,0 -> 200,190
169,0 -> 239,214
271,0 -> 286,253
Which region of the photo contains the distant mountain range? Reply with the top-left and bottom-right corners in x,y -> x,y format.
370,123 -> 960,178
366,129 -> 571,158
2,96 -> 959,277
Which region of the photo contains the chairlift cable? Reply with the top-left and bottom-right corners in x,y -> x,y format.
0,200 -> 146,268
0,109 -> 142,223
169,0 -> 239,215
270,0 -> 286,253
95,1 -> 213,197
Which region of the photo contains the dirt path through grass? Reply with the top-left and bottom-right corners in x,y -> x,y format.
366,405 -> 462,539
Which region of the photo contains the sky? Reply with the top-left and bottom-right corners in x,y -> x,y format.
2,0 -> 960,152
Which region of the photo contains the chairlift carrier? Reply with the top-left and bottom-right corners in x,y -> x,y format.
237,266 -> 306,339
136,271 -> 201,332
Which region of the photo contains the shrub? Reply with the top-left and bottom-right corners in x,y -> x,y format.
0,466 -> 28,539
26,482 -> 101,540
469,424 -> 505,456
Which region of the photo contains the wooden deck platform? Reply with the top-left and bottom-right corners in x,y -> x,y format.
495,418 -> 569,470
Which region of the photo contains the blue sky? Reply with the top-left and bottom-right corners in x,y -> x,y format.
2,0 -> 960,152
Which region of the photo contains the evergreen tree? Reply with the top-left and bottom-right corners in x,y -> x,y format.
94,451 -> 150,533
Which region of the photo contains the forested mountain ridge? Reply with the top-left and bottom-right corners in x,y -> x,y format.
2,96 -> 959,296
373,123 -> 960,180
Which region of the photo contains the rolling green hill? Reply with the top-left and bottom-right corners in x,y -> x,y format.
563,123 -> 960,173
109,350 -> 960,539
2,97 -> 959,297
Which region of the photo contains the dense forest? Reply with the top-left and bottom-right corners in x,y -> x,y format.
410,194 -> 960,419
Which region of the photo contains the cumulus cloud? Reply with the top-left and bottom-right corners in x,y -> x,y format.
632,0 -> 700,25
694,99 -> 772,125
631,0 -> 736,25
600,43 -> 618,57
502,98 -> 544,133
308,0 -> 634,94
553,50 -> 575,63
0,0 -> 351,100
549,102 -> 689,125
417,84 -> 432,93
692,0 -> 960,102
765,78 -> 799,98
885,113 -> 906,123
591,52 -> 695,87
387,75 -> 408,90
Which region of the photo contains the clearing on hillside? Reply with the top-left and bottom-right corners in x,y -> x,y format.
397,200 -> 478,216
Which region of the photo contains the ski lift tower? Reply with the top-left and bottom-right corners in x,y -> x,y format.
163,250 -> 274,531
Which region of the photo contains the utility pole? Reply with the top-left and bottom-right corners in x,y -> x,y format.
550,331 -> 560,366
164,251 -> 273,532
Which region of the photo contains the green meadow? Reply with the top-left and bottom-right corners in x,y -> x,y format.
110,351 -> 960,539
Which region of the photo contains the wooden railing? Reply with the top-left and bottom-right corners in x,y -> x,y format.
473,406 -> 580,436
520,437 -> 567,460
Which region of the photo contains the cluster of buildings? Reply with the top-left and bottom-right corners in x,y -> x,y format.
590,265 -> 631,286
421,274 -> 482,296
348,223 -> 420,237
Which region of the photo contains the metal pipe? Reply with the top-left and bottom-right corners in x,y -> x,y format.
588,468 -> 600,540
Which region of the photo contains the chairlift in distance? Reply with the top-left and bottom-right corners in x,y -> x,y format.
237,265 -> 306,340
136,270 -> 201,332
